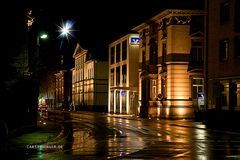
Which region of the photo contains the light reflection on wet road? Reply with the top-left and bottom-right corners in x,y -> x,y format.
7,111 -> 240,159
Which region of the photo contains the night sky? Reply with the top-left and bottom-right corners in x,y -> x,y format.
6,0 -> 203,57
2,0 -> 204,63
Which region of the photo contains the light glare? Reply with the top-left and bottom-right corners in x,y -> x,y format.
56,20 -> 76,41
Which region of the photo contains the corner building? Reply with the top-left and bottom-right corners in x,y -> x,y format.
206,0 -> 240,113
133,9 -> 205,119
108,32 -> 140,114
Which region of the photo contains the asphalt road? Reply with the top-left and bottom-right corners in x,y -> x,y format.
5,111 -> 240,159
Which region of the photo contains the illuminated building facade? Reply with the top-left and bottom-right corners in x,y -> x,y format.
72,43 -> 108,112
134,9 -> 205,119
108,32 -> 140,114
206,0 -> 240,112
55,71 -> 64,108
55,69 -> 72,109
39,71 -> 56,108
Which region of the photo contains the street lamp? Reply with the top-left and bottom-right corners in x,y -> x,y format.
37,33 -> 48,47
57,20 -> 75,42
36,32 -> 49,108
58,21 -> 75,110
40,34 -> 48,39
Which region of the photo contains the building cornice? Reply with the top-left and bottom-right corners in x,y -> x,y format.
132,9 -> 204,32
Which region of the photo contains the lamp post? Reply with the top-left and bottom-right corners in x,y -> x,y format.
37,33 -> 48,47
36,33 -> 49,109
58,21 -> 74,110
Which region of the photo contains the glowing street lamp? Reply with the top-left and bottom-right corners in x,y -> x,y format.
37,33 -> 48,46
40,34 -> 48,39
61,27 -> 70,36
56,20 -> 75,110
57,20 -> 75,42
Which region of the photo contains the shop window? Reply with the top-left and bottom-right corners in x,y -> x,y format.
237,83 -> 240,109
110,68 -> 114,86
192,78 -> 203,99
221,83 -> 229,110
229,82 -> 237,109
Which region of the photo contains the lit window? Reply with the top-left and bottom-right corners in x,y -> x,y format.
122,65 -> 127,84
192,78 -> 203,99
110,68 -> 114,86
116,67 -> 120,86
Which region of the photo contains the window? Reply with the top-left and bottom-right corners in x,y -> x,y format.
229,82 -> 237,109
162,41 -> 167,64
110,47 -> 115,64
122,64 -> 127,84
88,69 -> 90,79
234,36 -> 240,58
221,82 -> 229,109
142,48 -> 146,68
237,83 -> 240,108
149,38 -> 158,65
219,39 -> 229,61
190,41 -> 203,62
110,68 -> 114,86
220,0 -> 230,24
190,15 -> 204,34
121,91 -> 127,114
234,0 -> 240,32
192,78 -> 203,99
91,68 -> 94,78
116,43 -> 120,63
116,66 -> 120,85
122,40 -> 127,61
152,80 -> 157,99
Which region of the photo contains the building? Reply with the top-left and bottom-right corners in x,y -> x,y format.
55,69 -> 72,110
38,71 -> 56,108
72,43 -> 108,112
133,9 -> 205,119
108,32 -> 140,115
205,0 -> 240,123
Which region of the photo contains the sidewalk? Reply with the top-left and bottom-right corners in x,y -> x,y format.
4,118 -> 63,159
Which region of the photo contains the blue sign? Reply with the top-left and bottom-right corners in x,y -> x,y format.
197,92 -> 204,98
130,37 -> 140,45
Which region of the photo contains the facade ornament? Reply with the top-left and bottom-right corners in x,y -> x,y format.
26,10 -> 34,30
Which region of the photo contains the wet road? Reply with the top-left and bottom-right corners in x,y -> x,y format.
6,111 -> 240,159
